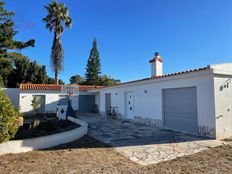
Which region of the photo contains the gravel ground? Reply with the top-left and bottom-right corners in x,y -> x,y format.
0,136 -> 232,174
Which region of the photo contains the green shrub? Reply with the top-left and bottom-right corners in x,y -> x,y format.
30,119 -> 40,129
0,90 -> 22,143
0,75 -> 4,87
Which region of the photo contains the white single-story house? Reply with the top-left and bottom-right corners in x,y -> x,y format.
2,53 -> 232,140
88,53 -> 232,140
2,84 -> 103,114
20,84 -> 104,114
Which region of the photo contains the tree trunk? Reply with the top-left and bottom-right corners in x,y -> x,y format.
54,31 -> 59,85
51,31 -> 63,85
55,70 -> 58,84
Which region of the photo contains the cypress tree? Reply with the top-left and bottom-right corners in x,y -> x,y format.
85,38 -> 101,85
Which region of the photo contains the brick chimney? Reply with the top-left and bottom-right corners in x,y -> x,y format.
149,52 -> 163,77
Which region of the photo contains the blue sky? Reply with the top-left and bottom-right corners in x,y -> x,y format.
5,0 -> 232,83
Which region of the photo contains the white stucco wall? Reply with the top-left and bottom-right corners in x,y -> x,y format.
20,90 -> 89,113
1,88 -> 20,108
151,61 -> 163,76
94,93 -> 100,112
94,70 -> 216,136
214,75 -> 232,139
20,90 -> 61,113
209,62 -> 232,73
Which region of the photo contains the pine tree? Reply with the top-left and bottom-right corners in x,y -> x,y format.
0,58 -> 13,86
13,56 -> 30,84
36,65 -> 47,84
85,38 -> 101,85
26,61 -> 39,83
0,1 -> 35,87
70,74 -> 84,84
0,1 -> 35,58
6,54 -> 49,87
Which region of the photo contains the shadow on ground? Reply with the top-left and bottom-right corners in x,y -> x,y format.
78,115 -> 211,147
44,115 -> 211,151
44,135 -> 109,151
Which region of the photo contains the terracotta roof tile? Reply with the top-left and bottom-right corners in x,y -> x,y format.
20,84 -> 104,91
20,67 -> 209,91
90,67 -> 209,90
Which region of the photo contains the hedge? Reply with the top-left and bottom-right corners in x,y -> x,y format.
0,90 -> 22,143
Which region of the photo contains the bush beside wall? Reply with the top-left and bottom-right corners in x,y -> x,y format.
0,90 -> 22,143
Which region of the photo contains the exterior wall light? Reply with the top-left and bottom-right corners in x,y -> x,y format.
144,90 -> 148,94
220,79 -> 231,91
225,79 -> 231,88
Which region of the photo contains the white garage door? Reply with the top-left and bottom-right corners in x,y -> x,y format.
163,87 -> 198,134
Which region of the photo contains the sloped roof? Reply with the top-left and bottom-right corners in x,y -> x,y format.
20,67 -> 209,92
125,67 -> 208,84
19,84 -> 104,91
89,67 -> 209,91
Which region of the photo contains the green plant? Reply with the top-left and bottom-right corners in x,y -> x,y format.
0,75 -> 4,87
31,96 -> 41,114
69,75 -> 84,84
0,90 -> 21,143
29,119 -> 40,129
85,38 -> 101,85
0,1 -> 35,58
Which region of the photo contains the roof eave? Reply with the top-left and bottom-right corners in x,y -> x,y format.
88,67 -> 211,92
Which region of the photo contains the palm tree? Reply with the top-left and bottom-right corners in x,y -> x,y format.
43,1 -> 72,84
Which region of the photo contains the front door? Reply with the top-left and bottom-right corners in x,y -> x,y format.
125,92 -> 134,119
105,93 -> 111,112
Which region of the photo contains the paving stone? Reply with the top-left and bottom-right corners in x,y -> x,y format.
129,156 -> 139,162
79,115 -> 225,166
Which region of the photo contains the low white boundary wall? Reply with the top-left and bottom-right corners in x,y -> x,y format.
0,117 -> 88,155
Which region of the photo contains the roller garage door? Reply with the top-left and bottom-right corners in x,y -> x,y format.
163,87 -> 198,134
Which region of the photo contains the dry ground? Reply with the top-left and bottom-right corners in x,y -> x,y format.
0,136 -> 232,174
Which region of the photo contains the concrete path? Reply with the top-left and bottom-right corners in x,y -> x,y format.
79,115 -> 225,166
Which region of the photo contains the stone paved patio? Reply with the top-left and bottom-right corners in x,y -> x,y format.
79,115 -> 226,166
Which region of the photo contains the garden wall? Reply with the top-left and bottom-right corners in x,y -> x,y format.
0,117 -> 88,155
1,88 -> 20,108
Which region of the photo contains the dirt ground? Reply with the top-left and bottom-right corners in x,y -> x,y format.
13,119 -> 79,140
0,136 -> 232,174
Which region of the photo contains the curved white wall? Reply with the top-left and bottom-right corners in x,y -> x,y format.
0,117 -> 88,155
1,88 -> 19,108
